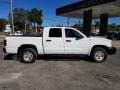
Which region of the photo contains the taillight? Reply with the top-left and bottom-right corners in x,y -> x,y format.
4,39 -> 6,46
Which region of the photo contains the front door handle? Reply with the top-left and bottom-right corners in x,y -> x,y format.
46,40 -> 52,42
66,40 -> 71,42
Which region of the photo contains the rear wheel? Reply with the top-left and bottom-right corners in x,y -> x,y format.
91,47 -> 107,63
19,48 -> 37,63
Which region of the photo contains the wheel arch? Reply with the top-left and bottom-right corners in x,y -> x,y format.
89,45 -> 109,56
17,44 -> 38,55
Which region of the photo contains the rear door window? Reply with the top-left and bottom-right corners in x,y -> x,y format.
49,28 -> 62,37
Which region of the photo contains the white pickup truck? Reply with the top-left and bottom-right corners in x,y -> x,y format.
3,27 -> 116,63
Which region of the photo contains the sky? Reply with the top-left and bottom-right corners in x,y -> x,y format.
0,0 -> 120,26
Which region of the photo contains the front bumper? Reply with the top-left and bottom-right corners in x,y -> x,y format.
108,47 -> 116,55
3,47 -> 6,53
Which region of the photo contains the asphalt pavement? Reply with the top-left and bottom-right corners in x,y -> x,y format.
0,42 -> 120,90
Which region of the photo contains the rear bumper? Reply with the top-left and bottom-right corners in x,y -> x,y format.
108,47 -> 116,55
3,47 -> 6,53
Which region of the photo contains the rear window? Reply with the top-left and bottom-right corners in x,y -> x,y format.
49,28 -> 62,37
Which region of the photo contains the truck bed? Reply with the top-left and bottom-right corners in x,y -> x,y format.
5,36 -> 44,54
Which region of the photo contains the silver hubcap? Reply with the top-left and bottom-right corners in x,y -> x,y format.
23,52 -> 33,61
95,51 -> 105,61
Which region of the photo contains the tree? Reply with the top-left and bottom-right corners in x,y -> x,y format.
11,8 -> 30,32
9,8 -> 43,32
108,23 -> 117,31
94,20 -> 100,32
36,10 -> 42,27
72,24 -> 82,30
0,18 -> 8,32
13,8 -> 30,22
117,25 -> 120,31
29,8 -> 42,28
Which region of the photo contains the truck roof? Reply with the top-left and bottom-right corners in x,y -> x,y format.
44,27 -> 75,29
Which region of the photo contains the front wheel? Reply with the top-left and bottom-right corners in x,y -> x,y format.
19,48 -> 37,63
91,47 -> 107,63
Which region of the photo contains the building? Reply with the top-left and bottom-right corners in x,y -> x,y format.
4,24 -> 11,33
56,0 -> 120,36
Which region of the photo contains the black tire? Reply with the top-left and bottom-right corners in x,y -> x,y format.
91,47 -> 107,63
19,48 -> 37,63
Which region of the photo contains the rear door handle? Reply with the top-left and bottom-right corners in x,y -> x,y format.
46,40 -> 52,42
66,40 -> 71,42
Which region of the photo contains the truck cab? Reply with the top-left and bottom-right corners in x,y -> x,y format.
43,27 -> 90,55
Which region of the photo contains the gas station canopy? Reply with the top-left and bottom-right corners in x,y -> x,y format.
56,0 -> 120,18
